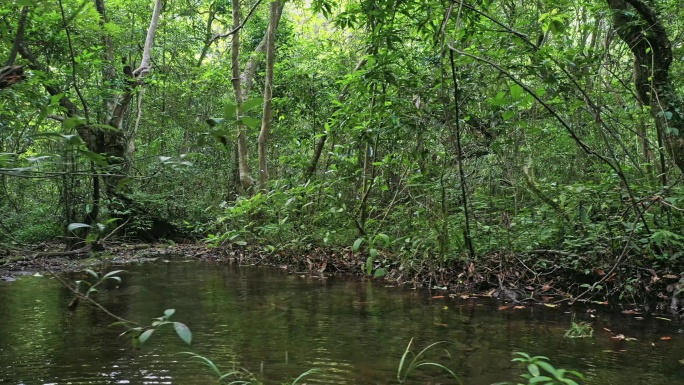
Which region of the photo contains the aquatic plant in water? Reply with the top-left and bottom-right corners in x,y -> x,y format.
564,318 -> 593,338
494,352 -> 584,385
396,338 -> 462,384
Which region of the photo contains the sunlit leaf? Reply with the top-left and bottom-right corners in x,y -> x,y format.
242,97 -> 263,112
138,329 -> 155,345
352,238 -> 364,253
173,322 -> 192,345
164,309 -> 176,318
223,103 -> 237,118
239,116 -> 261,128
67,223 -> 91,232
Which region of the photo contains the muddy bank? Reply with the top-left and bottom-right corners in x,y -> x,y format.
1,242 -> 682,316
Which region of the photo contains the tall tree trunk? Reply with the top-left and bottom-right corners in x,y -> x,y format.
230,0 -> 255,193
257,0 -> 284,192
607,0 -> 684,172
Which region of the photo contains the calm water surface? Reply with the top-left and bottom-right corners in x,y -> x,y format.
0,260 -> 682,384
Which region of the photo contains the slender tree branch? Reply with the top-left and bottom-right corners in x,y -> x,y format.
6,6 -> 29,67
58,0 -> 90,122
209,0 -> 264,45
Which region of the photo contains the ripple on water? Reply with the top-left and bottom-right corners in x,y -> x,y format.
1,262 -> 683,385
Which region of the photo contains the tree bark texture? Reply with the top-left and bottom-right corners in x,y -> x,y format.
606,0 -> 684,173
257,0 -> 284,192
230,0 -> 255,193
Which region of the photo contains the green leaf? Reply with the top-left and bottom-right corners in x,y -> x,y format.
242,97 -> 264,112
102,270 -> 124,279
85,233 -> 99,245
173,322 -> 192,345
374,233 -> 390,247
365,256 -> 373,275
67,223 -> 91,232
374,268 -> 386,278
224,103 -> 237,118
528,363 -> 540,377
528,376 -> 553,383
535,360 -> 557,375
76,150 -> 109,167
164,309 -> 176,318
138,329 -> 155,345
84,269 -> 99,279
510,84 -> 524,100
369,248 -> 378,258
63,116 -> 87,130
353,238 -> 364,253
239,116 -> 261,128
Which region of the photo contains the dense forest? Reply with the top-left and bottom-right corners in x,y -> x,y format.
2,0 -> 684,307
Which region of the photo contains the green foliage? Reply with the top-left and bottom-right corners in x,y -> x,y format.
495,352 -> 584,385
3,0 -> 684,303
564,318 -> 593,339
74,269 -> 124,298
354,232 -> 390,277
396,338 -> 462,384
114,308 -> 192,349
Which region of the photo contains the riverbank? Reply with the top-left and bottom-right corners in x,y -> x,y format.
1,241 -> 681,315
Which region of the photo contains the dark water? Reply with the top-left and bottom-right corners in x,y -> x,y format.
0,260 -> 682,384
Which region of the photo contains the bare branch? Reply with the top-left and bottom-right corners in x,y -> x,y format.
209,0 -> 264,45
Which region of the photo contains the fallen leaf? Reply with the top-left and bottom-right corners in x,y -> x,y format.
498,306 -> 511,311
664,274 -> 679,279
513,305 -> 526,309
434,323 -> 448,327
625,337 -> 637,341
543,303 -> 558,308
621,310 -> 641,315
611,334 -> 625,341
541,284 -> 552,291
660,336 -> 672,340
655,317 -> 672,321
432,295 -> 445,299
678,359 -> 684,365
603,328 -> 612,332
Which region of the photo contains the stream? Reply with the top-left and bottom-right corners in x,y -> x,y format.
0,259 -> 681,384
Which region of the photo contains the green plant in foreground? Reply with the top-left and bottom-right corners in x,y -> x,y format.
495,352 -> 584,385
396,338 -> 462,384
353,233 -> 390,277
180,352 -> 319,385
113,309 -> 192,348
564,317 -> 593,338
